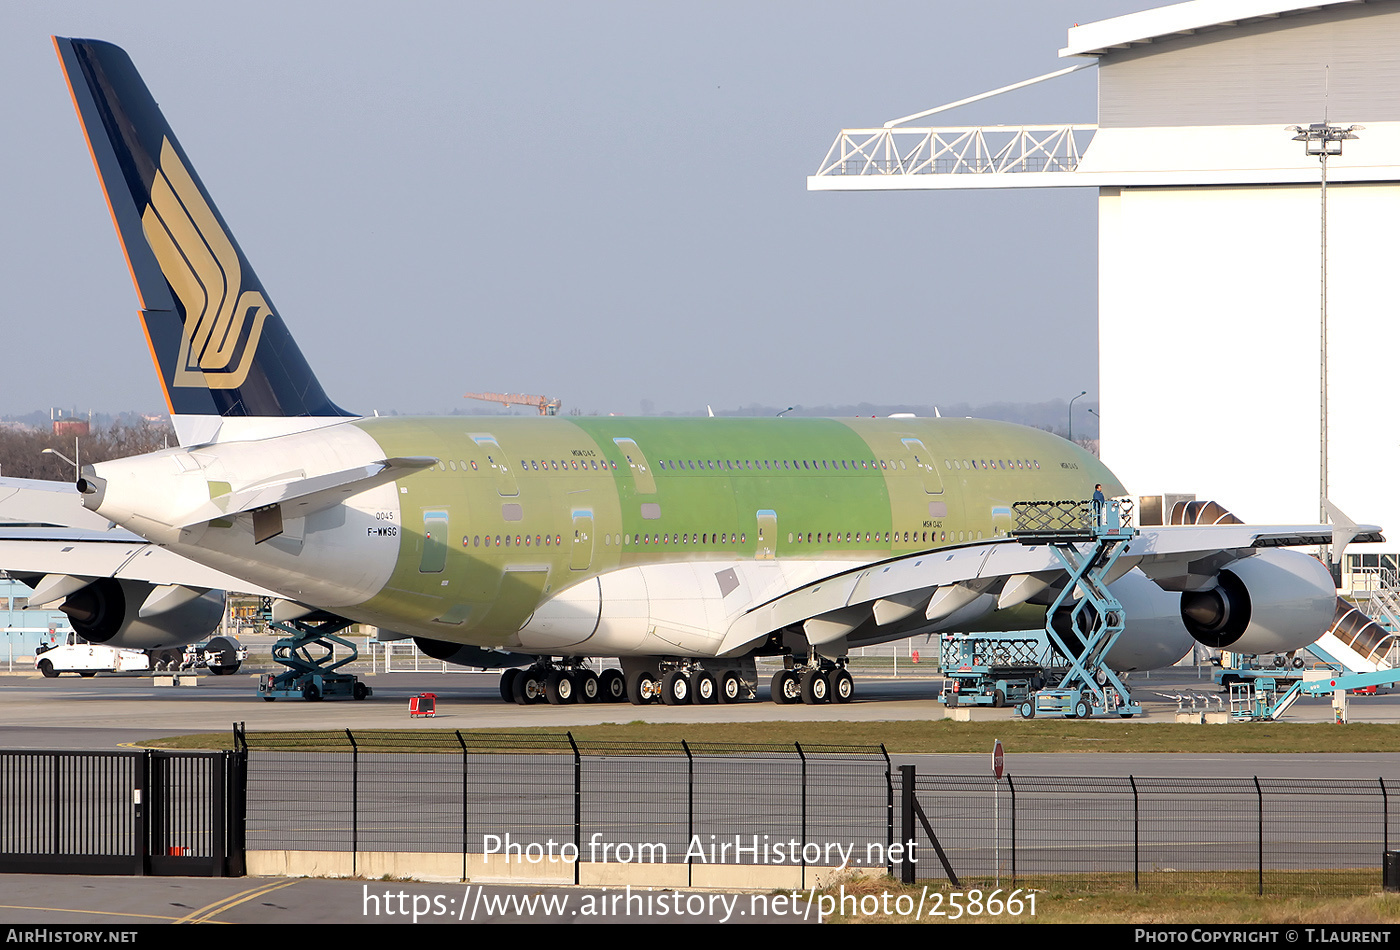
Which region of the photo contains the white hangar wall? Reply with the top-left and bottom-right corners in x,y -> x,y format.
1099,180 -> 1400,530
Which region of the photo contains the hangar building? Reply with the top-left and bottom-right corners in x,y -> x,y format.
810,0 -> 1400,593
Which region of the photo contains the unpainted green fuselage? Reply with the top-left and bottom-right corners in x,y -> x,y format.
352,415 -> 1122,646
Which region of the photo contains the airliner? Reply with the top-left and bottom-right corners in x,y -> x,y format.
15,37 -> 1376,708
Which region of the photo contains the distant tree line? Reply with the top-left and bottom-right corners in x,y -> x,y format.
0,418 -> 173,480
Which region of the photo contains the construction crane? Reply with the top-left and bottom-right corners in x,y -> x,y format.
464,392 -> 562,416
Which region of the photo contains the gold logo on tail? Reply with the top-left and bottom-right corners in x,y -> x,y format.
141,139 -> 269,390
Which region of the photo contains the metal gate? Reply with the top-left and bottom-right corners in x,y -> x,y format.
0,749 -> 244,876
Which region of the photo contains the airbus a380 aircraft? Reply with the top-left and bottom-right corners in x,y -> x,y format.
30,37 -> 1378,707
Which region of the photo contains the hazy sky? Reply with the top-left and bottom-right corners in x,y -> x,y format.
0,1 -> 1153,419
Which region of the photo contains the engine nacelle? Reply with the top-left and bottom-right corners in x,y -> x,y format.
1178,549 -> 1336,653
1051,569 -> 1197,672
58,578 -> 226,650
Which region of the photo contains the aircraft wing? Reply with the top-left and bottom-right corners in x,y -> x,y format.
717,521 -> 1382,655
0,477 -> 278,597
0,528 -> 280,597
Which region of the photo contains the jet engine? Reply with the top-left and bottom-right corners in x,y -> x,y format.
34,576 -> 226,651
1177,549 -> 1336,653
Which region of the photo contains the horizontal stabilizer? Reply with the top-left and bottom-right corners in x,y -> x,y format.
179,456 -> 438,529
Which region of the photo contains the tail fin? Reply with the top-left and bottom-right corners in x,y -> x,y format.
53,37 -> 351,438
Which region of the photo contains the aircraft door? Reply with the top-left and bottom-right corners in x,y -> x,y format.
420,509 -> 449,574
470,434 -> 519,497
570,508 -> 594,571
612,438 -> 657,494
756,509 -> 777,560
902,439 -> 945,494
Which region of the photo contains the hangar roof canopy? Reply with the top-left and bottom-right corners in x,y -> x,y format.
1061,0 -> 1390,57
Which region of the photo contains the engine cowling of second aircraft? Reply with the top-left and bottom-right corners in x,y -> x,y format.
1177,549 -> 1337,654
57,578 -> 226,651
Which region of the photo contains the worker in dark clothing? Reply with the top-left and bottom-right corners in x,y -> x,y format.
1092,484 -> 1106,526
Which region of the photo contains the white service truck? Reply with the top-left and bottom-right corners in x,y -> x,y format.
35,635 -> 150,677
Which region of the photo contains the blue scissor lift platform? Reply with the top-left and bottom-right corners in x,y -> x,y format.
939,636 -> 1051,708
1009,499 -> 1143,719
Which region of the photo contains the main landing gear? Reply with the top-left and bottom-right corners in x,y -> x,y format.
498,658 -> 760,706
500,662 -> 626,706
769,664 -> 853,705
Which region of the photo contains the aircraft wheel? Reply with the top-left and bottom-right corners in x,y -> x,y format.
545,671 -> 576,705
692,671 -> 717,704
771,670 -> 801,705
1019,701 -> 1035,719
719,671 -> 744,703
800,670 -> 829,704
626,669 -> 659,705
513,669 -> 545,705
576,670 -> 600,703
499,669 -> 520,704
827,668 -> 853,704
39,660 -> 58,679
661,671 -> 691,705
600,669 -> 627,703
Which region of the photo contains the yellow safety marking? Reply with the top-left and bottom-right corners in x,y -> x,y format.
174,879 -> 299,924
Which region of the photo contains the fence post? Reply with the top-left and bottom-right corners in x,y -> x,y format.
880,744 -> 893,876
567,732 -> 581,886
795,742 -> 808,877
1382,777 -> 1389,856
1254,776 -> 1263,896
682,740 -> 694,888
1129,775 -> 1139,891
456,730 -> 468,883
344,729 -> 359,877
899,764 -> 915,884
1007,774 -> 1017,884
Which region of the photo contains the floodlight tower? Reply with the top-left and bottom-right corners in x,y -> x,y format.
1285,118 -> 1361,564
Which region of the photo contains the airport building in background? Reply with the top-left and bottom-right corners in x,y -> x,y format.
810,0 -> 1400,590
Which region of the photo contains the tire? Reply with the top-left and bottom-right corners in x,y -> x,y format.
39,660 -> 58,679
513,670 -> 545,705
600,669 -> 627,703
771,670 -> 801,705
303,683 -> 321,702
719,671 -> 743,703
661,671 -> 691,705
499,668 -> 520,703
576,671 -> 600,703
692,671 -> 717,704
992,688 -> 1006,709
1019,701 -> 1035,719
1075,700 -> 1091,719
626,669 -> 659,705
545,671 -> 575,705
353,682 -> 369,701
827,668 -> 853,704
800,670 -> 829,704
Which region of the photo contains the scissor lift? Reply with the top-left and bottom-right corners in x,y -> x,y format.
1010,499 -> 1143,719
258,613 -> 372,702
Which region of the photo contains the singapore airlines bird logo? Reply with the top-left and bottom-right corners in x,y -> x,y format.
140,138 -> 269,390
